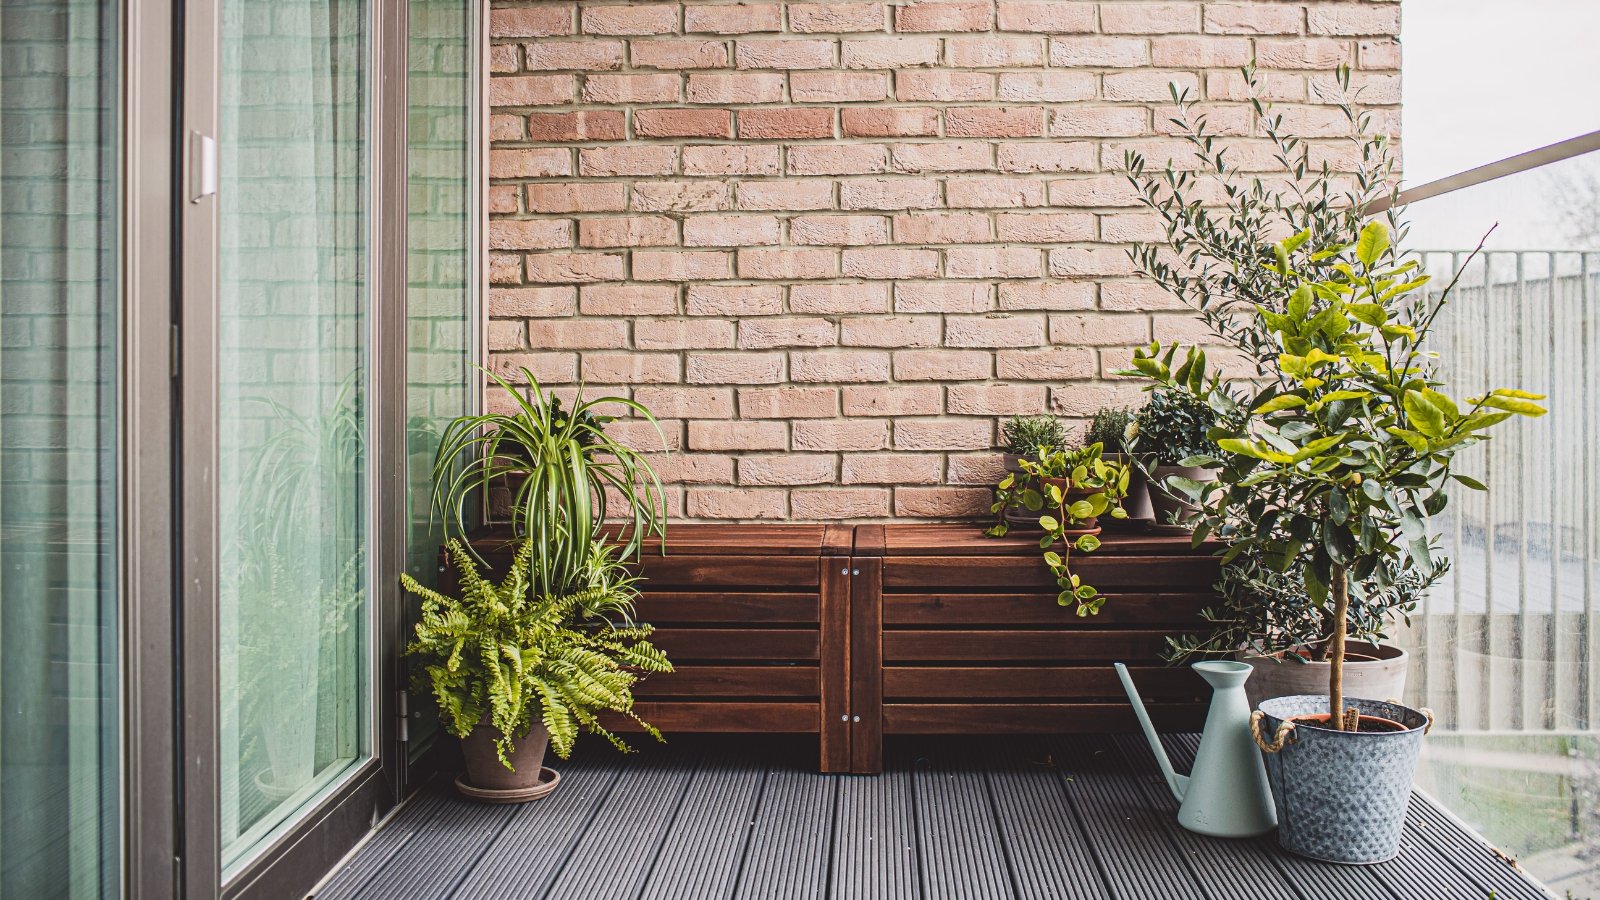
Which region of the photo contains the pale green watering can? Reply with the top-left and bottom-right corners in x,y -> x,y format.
1115,660 -> 1276,838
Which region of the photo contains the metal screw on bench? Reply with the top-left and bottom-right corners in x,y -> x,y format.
851,569 -> 859,575
841,567 -> 848,574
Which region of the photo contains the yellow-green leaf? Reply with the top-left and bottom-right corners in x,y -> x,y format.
1356,220 -> 1390,266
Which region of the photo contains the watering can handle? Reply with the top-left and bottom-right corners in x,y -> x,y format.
1250,710 -> 1296,753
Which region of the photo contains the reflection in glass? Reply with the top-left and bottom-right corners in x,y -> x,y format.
405,0 -> 473,759
1400,149 -> 1600,895
217,0 -> 370,873
0,1 -> 120,895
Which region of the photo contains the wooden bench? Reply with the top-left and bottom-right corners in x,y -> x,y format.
452,523 -> 1216,774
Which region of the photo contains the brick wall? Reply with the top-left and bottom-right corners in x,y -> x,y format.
486,0 -> 1401,521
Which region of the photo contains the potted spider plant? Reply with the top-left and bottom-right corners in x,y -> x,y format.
1121,64 -> 1546,863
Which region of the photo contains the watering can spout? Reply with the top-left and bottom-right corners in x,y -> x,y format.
1114,662 -> 1188,803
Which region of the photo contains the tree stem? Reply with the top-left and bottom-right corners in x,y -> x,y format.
1329,563 -> 1350,731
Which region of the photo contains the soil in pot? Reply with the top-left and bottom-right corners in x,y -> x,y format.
460,721 -> 552,799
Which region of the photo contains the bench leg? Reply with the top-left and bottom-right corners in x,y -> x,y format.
819,559 -> 851,773
850,557 -> 883,774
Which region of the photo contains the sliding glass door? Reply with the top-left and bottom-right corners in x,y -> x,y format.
0,1 -> 122,896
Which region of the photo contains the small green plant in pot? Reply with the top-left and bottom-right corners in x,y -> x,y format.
988,443 -> 1130,615
1128,387 -> 1220,528
404,540 -> 671,798
1084,405 -> 1153,523
995,415 -> 1067,529
1121,65 -> 1546,863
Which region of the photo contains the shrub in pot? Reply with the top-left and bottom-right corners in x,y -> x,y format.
1128,388 -> 1219,528
1086,405 -> 1153,523
988,443 -> 1130,615
1121,65 -> 1546,862
404,539 -> 670,798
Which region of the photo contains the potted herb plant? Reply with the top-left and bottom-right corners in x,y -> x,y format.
988,443 -> 1130,615
1128,388 -> 1219,529
403,539 -> 670,800
1085,405 -> 1153,523
997,415 -> 1067,529
1121,65 -> 1546,863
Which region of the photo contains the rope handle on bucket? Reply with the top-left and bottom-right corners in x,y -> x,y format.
1250,710 -> 1295,753
1385,700 -> 1436,735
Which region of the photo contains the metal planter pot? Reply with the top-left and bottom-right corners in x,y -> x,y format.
1253,695 -> 1430,864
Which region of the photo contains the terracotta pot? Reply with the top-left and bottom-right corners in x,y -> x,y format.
1149,464 -> 1216,528
1241,641 -> 1408,712
460,721 -> 550,792
1039,476 -> 1101,536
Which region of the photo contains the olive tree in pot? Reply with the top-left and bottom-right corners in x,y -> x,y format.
1122,65 -> 1546,862
1128,388 -> 1219,529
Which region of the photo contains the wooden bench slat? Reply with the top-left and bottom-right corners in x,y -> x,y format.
883,666 -> 1203,701
882,629 -> 1174,663
882,592 -> 1210,627
634,665 -> 818,698
636,591 -> 819,624
650,628 -> 820,661
883,702 -> 1206,734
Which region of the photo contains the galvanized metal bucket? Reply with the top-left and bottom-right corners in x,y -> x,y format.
1252,695 -> 1431,864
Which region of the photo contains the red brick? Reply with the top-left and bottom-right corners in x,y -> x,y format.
736,180 -> 835,210
892,349 -> 991,380
490,7 -> 573,37
1049,106 -> 1149,137
1256,38 -> 1352,70
650,453 -> 735,483
998,71 -> 1095,102
525,318 -> 629,348
582,73 -> 681,103
581,5 -> 678,35
788,143 -> 889,175
687,284 -> 784,316
790,71 -> 889,102
889,141 -> 991,173
894,486 -> 991,516
843,247 -> 939,279
790,350 -> 892,382
996,2 -> 1095,33
892,212 -> 990,244
945,176 -> 1046,208
790,488 -> 890,518
894,422 -> 992,451
684,214 -> 783,246
1101,2 -> 1198,34
1049,313 -> 1150,345
577,216 -> 678,248
896,282 -> 991,313
488,319 -> 527,350
490,74 -> 575,106
523,110 -> 626,142
947,384 -> 1049,415
1359,39 -> 1401,70
686,352 -> 787,384
895,1 -> 992,33
737,248 -> 838,279
945,36 -> 1044,67
840,316 -> 941,348
1100,281 -> 1184,311
578,145 -> 677,177
793,420 -> 890,451
634,386 -> 735,417
682,144 -> 783,176
489,286 -> 576,317
633,250 -> 733,281
582,353 -> 682,384
689,420 -> 788,451
841,107 -> 939,137
1047,175 -> 1142,207
524,252 -> 626,284
687,488 -> 787,519
738,317 -> 837,348
489,113 -> 524,141
735,39 -> 835,69
790,282 -> 889,314
1099,212 -> 1166,242
841,453 -> 942,485
842,37 -> 940,69
1151,35 -> 1252,67
790,214 -> 890,246
738,107 -> 835,139
488,218 -> 573,250
896,70 -> 993,102
687,72 -> 785,103
739,386 -> 840,418
997,282 -> 1094,311
684,3 -> 783,33
1048,37 -> 1148,67
1203,4 -> 1302,35
788,2 -> 884,33
637,319 -> 736,350
488,185 -> 521,214
489,44 -> 519,74
946,106 -> 1043,137
740,456 -> 838,486
633,181 -> 732,212
524,40 -> 623,71
580,283 -> 678,315
1048,247 -> 1139,277
489,147 -> 572,178
631,39 -> 731,69
488,352 -> 577,384
946,246 -> 1041,279
945,314 -> 1045,347
634,107 -> 731,138
489,252 -> 523,284
1102,70 -> 1200,102
996,347 -> 1096,380
997,141 -> 1095,172
995,212 -> 1094,242
839,178 -> 941,210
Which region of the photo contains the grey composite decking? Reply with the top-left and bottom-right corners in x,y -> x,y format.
315,734 -> 1555,900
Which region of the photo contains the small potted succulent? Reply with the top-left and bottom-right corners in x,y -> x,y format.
1084,405 -> 1152,523
988,443 -> 1130,615
1128,387 -> 1219,529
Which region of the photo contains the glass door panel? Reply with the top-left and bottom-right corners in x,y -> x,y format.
0,1 -> 121,895
216,0 -> 372,874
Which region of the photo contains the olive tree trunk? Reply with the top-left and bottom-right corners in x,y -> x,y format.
1328,562 -> 1349,731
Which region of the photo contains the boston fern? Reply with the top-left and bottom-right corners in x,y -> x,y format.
403,539 -> 672,767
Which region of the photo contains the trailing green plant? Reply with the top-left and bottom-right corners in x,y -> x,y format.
987,443 -> 1130,614
1129,387 -> 1221,466
1084,407 -> 1135,455
430,367 -> 666,598
403,539 -> 672,767
1119,64 -> 1547,729
1000,414 -> 1067,458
